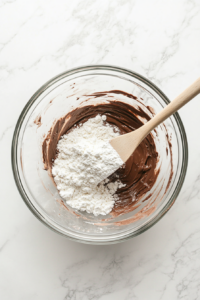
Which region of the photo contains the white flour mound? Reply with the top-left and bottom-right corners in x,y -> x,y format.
52,115 -> 125,216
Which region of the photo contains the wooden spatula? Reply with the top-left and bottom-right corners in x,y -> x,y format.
110,78 -> 200,162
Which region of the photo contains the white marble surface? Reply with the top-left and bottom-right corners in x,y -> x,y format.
0,0 -> 200,299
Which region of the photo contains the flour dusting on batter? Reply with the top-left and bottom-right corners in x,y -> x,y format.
52,115 -> 125,216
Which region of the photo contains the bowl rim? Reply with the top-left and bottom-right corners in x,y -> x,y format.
11,64 -> 188,244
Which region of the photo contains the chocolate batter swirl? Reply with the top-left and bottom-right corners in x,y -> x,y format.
43,100 -> 160,217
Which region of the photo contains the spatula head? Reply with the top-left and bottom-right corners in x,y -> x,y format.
109,127 -> 146,162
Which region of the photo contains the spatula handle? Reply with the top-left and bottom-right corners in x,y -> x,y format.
143,77 -> 200,135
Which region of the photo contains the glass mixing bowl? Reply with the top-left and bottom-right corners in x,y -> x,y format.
12,65 -> 188,244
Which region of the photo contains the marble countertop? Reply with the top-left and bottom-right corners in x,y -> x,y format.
1,0 -> 200,299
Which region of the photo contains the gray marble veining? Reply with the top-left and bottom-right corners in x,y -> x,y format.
0,0 -> 200,299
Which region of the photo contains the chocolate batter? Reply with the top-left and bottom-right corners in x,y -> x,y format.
43,100 -> 161,217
